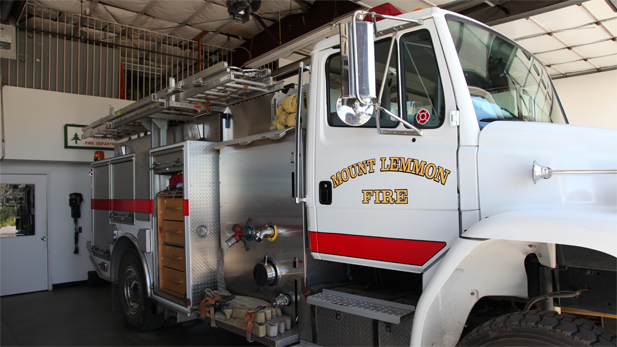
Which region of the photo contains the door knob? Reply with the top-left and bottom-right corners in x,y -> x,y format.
41,236 -> 46,241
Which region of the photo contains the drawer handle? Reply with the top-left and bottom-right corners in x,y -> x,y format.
165,230 -> 182,234
165,277 -> 183,284
166,255 -> 183,261
165,207 -> 181,210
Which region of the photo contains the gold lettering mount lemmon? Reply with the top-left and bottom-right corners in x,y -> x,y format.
330,157 -> 451,188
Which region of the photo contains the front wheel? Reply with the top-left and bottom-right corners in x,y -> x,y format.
459,311 -> 615,346
118,250 -> 164,331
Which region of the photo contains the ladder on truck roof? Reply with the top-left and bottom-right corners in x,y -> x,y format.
82,62 -> 281,141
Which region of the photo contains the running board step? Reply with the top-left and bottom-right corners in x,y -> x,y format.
306,289 -> 415,324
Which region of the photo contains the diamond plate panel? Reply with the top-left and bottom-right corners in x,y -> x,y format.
185,141 -> 220,306
378,312 -> 414,346
215,319 -> 300,347
298,296 -> 313,343
315,306 -> 373,346
308,289 -> 414,324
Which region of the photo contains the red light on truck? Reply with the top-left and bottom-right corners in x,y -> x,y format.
363,3 -> 406,22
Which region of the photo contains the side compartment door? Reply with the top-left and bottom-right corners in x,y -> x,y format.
91,161 -> 111,256
309,20 -> 459,273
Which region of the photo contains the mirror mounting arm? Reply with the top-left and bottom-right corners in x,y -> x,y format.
378,106 -> 424,136
376,34 -> 397,135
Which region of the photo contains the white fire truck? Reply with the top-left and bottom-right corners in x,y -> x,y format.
84,5 -> 617,346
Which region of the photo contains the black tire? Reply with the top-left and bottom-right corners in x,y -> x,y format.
459,311 -> 616,346
118,250 -> 165,332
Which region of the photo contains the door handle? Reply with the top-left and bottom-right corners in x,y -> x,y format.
41,236 -> 46,241
319,181 -> 332,205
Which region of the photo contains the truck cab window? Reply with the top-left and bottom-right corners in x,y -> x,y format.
447,17 -> 566,129
327,38 -> 399,128
401,29 -> 445,128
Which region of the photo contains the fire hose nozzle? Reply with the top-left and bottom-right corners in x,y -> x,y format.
254,224 -> 277,243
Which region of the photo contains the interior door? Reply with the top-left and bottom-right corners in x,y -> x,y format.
0,174 -> 48,295
309,20 -> 459,272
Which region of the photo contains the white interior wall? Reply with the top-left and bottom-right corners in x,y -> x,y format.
0,160 -> 93,285
1,87 -> 132,285
552,70 -> 617,130
1,86 -> 132,162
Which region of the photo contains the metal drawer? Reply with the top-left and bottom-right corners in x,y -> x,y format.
161,245 -> 185,272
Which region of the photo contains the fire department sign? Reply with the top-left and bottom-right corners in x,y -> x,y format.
64,124 -> 122,150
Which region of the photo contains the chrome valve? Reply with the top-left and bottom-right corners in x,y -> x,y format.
271,293 -> 292,307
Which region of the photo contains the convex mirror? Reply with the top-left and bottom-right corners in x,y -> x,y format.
337,20 -> 377,126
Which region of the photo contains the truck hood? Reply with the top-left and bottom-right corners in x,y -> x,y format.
477,122 -> 617,218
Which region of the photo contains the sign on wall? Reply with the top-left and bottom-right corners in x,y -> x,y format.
64,124 -> 121,150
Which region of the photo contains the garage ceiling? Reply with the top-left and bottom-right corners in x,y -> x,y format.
19,0 -> 617,77
492,0 -> 617,78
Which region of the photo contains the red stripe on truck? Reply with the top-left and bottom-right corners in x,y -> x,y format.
183,200 -> 189,216
91,199 -> 153,213
308,231 -> 445,266
91,199 -> 111,210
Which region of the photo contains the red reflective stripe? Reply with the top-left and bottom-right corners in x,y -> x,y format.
112,199 -> 134,212
183,200 -> 189,216
308,232 -> 445,266
91,199 -> 153,213
309,231 -> 319,253
91,199 -> 111,210
133,200 -> 154,213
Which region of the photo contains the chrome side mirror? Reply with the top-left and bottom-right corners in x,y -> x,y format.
336,11 -> 424,135
337,20 -> 376,126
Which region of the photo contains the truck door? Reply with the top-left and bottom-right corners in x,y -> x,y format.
308,20 -> 459,273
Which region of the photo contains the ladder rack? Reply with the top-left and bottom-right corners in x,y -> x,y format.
82,62 -> 282,141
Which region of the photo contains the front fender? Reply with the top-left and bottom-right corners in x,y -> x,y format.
410,208 -> 616,347
464,207 -> 617,258
411,238 -> 533,346
111,233 -> 152,298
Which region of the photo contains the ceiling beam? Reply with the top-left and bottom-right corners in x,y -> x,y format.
232,1 -> 361,67
440,0 -> 587,26
485,0 -> 588,25
254,15 -> 278,44
202,19 -> 235,44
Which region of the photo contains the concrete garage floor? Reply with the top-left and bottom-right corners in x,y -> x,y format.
1,283 -> 261,346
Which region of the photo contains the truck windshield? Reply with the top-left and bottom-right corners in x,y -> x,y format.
447,17 -> 566,129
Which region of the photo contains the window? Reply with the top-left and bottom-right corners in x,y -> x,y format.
327,38 -> 399,128
447,17 -> 566,129
400,30 -> 445,129
0,184 -> 35,237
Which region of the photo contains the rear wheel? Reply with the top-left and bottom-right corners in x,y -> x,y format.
118,250 -> 164,332
459,311 -> 616,346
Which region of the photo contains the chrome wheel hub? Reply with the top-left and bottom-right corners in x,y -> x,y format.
123,266 -> 140,315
